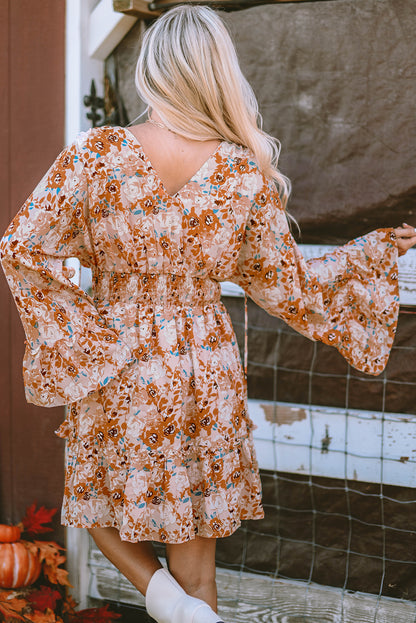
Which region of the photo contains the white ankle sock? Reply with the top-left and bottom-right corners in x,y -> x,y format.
145,568 -> 224,623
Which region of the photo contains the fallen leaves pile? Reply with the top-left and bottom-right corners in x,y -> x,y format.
0,504 -> 121,623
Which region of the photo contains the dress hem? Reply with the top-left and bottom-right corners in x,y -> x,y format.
60,507 -> 265,544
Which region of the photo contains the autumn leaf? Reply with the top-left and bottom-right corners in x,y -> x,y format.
48,566 -> 70,588
24,608 -> 61,622
21,504 -> 57,536
0,589 -> 27,621
28,586 -> 62,612
69,605 -> 122,622
61,595 -> 78,616
0,608 -> 26,622
24,541 -> 41,559
32,542 -> 71,588
34,541 -> 65,558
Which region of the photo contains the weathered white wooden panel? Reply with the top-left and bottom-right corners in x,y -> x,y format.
397,247 -> 416,306
250,400 -> 416,487
89,0 -> 137,60
65,527 -> 90,609
66,0 -> 105,141
88,545 -> 416,623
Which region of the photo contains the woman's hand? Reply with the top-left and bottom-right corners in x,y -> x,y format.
394,223 -> 416,257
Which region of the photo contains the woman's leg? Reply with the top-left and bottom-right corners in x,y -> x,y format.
87,527 -> 162,595
165,536 -> 218,611
89,528 -> 223,622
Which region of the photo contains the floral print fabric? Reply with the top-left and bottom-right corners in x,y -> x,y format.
0,126 -> 399,543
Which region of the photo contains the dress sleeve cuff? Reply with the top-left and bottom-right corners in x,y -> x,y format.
22,328 -> 135,407
321,228 -> 400,375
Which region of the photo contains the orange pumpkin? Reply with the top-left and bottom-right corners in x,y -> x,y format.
0,524 -> 22,543
0,541 -> 41,588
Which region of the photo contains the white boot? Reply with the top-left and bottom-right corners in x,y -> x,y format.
145,568 -> 224,623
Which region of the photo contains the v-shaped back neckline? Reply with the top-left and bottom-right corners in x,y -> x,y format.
122,126 -> 224,199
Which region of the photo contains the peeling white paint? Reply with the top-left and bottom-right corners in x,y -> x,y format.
250,399 -> 416,487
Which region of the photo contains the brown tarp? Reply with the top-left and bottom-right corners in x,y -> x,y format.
223,0 -> 416,244
112,0 -> 416,244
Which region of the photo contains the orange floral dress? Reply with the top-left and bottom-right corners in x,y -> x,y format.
0,126 -> 400,543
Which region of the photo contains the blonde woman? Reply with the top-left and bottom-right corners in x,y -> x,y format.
1,5 -> 415,623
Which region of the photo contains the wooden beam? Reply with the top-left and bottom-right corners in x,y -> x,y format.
90,0 -> 138,60
88,542 -> 416,622
246,399 -> 416,488
113,0 -> 160,18
113,0 -> 336,16
65,528 -> 90,609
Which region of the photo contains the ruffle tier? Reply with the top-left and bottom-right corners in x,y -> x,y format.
57,408 -> 264,543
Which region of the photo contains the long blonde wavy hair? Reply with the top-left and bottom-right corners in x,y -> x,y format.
135,4 -> 291,209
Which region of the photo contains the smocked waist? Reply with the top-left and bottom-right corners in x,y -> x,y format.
92,271 -> 222,308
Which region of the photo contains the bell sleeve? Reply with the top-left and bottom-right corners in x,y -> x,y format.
231,176 -> 400,376
0,138 -> 134,407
